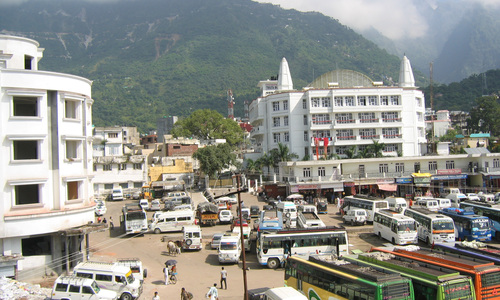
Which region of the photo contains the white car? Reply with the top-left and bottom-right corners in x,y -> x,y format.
211,233 -> 224,249
139,199 -> 149,210
219,210 -> 234,224
94,201 -> 107,216
342,208 -> 367,226
466,193 -> 480,201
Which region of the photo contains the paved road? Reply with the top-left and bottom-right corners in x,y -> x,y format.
88,189 -> 382,299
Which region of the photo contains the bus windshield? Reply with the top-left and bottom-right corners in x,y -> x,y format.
398,221 -> 416,231
472,219 -> 490,230
126,212 -> 146,220
432,220 -> 455,231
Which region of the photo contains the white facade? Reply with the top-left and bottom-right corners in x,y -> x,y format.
92,127 -> 147,195
248,56 -> 427,161
0,35 -> 95,277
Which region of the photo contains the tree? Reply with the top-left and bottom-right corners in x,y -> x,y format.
439,128 -> 459,142
368,139 -> 385,158
345,146 -> 356,159
270,143 -> 299,164
192,143 -> 237,178
256,153 -> 274,175
468,96 -> 500,136
244,158 -> 260,175
171,109 -> 244,146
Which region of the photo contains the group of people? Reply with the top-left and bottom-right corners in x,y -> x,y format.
152,287 -> 192,300
96,216 -> 114,229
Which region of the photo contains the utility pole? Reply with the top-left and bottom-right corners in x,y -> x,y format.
236,174 -> 249,300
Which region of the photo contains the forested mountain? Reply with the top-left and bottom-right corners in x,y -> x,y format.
0,0 -> 408,132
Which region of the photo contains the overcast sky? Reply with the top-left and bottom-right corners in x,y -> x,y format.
253,0 -> 500,40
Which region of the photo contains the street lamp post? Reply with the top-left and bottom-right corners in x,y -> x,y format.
188,175 -> 192,198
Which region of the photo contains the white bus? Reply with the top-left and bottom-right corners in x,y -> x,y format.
256,227 -> 348,269
342,195 -> 389,222
120,204 -> 148,235
263,287 -> 307,300
149,210 -> 195,234
403,207 -> 456,246
373,210 -> 418,245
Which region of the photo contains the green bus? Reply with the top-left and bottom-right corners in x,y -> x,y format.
285,255 -> 414,300
344,252 -> 476,300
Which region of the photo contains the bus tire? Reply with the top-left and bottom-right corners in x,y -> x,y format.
268,258 -> 280,269
426,237 -> 430,245
392,237 -> 396,244
154,228 -> 161,234
121,293 -> 133,300
144,269 -> 147,278
378,232 -> 382,239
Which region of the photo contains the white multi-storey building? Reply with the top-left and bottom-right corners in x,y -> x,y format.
248,56 -> 427,162
0,35 -> 96,278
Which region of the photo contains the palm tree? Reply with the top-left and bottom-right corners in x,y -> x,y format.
345,145 -> 357,159
256,153 -> 274,175
244,158 -> 260,175
369,139 -> 385,158
271,142 -> 299,163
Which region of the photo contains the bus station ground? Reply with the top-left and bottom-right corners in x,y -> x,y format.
29,189 -> 389,299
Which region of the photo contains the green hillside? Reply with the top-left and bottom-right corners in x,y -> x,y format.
1,0 -> 417,132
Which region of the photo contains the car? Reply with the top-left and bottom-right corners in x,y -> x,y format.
131,191 -> 141,200
219,210 -> 234,224
466,193 -> 480,201
150,199 -> 161,211
230,218 -> 248,231
227,195 -> 238,204
211,233 -> 224,249
94,201 -> 107,216
139,199 -> 149,210
263,204 -> 274,211
342,208 -> 367,226
250,205 -> 260,218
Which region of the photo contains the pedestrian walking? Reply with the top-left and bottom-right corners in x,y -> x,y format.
102,217 -> 107,224
206,283 -> 218,300
181,287 -> 192,300
109,216 -> 114,229
220,267 -> 227,289
153,291 -> 160,300
163,265 -> 169,285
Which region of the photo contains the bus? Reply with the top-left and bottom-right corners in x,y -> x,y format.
120,203 -> 148,235
372,246 -> 500,300
433,243 -> 500,266
257,210 -> 283,233
256,226 -> 348,269
373,210 -> 418,245
460,201 -> 500,240
403,207 -> 456,246
438,208 -> 493,242
345,252 -> 476,300
285,255 -> 415,300
342,195 -> 389,222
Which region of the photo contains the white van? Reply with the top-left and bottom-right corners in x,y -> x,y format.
182,225 -> 202,250
51,275 -> 118,300
112,187 -> 124,201
414,198 -> 439,212
218,233 -> 242,264
436,198 -> 452,209
73,261 -> 142,300
149,210 -> 195,234
277,201 -> 298,228
446,193 -> 467,208
139,199 -> 149,211
264,287 -> 308,300
116,258 -> 147,284
385,197 -> 408,212
442,187 -> 462,196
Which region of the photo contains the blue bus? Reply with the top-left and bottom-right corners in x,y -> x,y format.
257,210 -> 283,233
460,200 -> 500,240
438,207 -> 492,242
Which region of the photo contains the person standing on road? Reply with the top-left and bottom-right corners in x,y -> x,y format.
220,267 -> 227,289
109,216 -> 114,229
206,283 -> 218,300
153,291 -> 160,300
163,264 -> 169,285
181,287 -> 192,300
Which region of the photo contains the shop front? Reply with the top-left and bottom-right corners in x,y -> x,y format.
412,173 -> 432,197
431,169 -> 467,196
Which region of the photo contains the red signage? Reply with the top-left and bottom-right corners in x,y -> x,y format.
437,169 -> 462,175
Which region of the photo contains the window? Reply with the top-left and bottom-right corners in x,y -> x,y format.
379,164 -> 389,173
24,55 -> 33,70
55,284 -> 68,292
428,161 -> 437,171
318,167 -> 325,177
303,168 -> 311,177
303,115 -> 308,125
15,184 -> 40,205
416,97 -> 422,106
119,163 -> 127,170
69,285 -> 80,293
345,96 -> 355,106
417,112 -> 423,121
311,97 -> 320,107
382,112 -> 399,122
67,181 -> 80,201
273,102 -> 280,111
312,114 -> 330,125
321,97 -> 331,107
13,140 -> 39,160
381,96 -> 388,105
133,163 -> 142,170
395,163 -> 404,172
95,274 -> 112,282
414,162 -> 421,172
302,99 -> 307,109
494,159 -> 500,168
284,116 -> 289,126
64,100 -> 79,119
304,131 -> 308,142
284,132 -> 290,142
66,140 -> 80,160
390,95 -> 400,105
335,146 -> 347,155
273,117 -> 280,127
13,96 -> 38,117
273,133 -> 281,143
384,144 -> 397,152
108,133 -> 118,138
335,113 -> 354,124
313,130 -> 330,138
357,96 -> 366,106
382,128 -> 399,138
82,286 -> 93,294
368,96 -> 378,105
335,97 -> 343,107
446,160 -> 455,169
103,165 -> 112,171
337,129 -> 354,140
359,112 -> 376,123
283,100 -> 288,110
360,128 -> 376,139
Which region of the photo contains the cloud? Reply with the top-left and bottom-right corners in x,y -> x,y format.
254,0 -> 430,40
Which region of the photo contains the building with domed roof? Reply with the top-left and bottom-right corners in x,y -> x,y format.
248,56 -> 427,163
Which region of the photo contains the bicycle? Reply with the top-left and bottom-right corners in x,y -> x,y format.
169,272 -> 178,284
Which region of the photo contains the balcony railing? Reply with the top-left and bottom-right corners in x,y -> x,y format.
382,118 -> 402,122
335,119 -> 355,124
311,119 -> 332,125
383,134 -> 402,139
360,118 -> 379,123
337,135 -> 356,141
360,134 -> 380,140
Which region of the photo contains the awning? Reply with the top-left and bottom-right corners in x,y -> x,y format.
378,184 -> 398,192
412,173 -> 432,178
